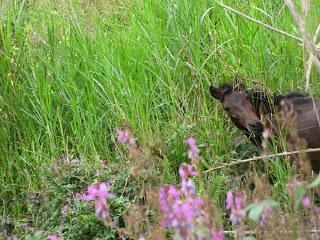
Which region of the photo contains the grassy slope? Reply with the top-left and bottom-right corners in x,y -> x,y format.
1,0 -> 319,223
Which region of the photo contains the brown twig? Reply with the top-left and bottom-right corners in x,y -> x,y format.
205,148 -> 320,173
284,0 -> 320,70
223,229 -> 320,235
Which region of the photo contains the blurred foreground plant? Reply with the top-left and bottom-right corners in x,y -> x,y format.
78,124 -> 320,240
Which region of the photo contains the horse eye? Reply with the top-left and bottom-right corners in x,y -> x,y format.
224,107 -> 231,112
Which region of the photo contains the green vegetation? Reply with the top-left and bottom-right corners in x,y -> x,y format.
1,0 -> 319,238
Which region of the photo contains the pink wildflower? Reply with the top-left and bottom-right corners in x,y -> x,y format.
168,185 -> 181,199
95,201 -> 110,220
212,228 -> 225,240
235,195 -> 242,210
254,198 -> 261,204
48,235 -> 63,240
185,137 -> 200,160
230,191 -> 245,226
83,182 -> 113,202
178,164 -> 197,180
159,184 -> 204,235
226,191 -> 233,210
303,196 -> 311,208
181,178 -> 195,196
61,205 -> 68,224
6,237 -> 18,240
159,185 -> 180,213
230,208 -> 245,226
83,182 -> 114,224
259,206 -> 272,226
116,129 -> 130,143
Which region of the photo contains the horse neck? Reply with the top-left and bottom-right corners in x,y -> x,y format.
252,92 -> 275,118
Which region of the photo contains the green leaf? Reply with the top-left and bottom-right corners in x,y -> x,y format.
244,203 -> 256,212
308,174 -> 320,188
242,237 -> 256,240
173,233 -> 183,240
294,182 -> 307,209
195,228 -> 208,237
247,199 -> 279,223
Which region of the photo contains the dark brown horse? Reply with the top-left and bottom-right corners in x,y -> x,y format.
210,83 -> 320,172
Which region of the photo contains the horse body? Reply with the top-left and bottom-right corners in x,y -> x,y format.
293,99 -> 320,171
210,83 -> 320,172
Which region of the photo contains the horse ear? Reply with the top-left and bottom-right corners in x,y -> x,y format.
233,75 -> 246,91
210,86 -> 222,100
274,93 -> 284,106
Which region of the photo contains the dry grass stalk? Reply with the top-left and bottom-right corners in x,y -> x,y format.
215,1 -> 303,42
204,147 -> 320,173
284,0 -> 320,83
223,229 -> 320,235
284,0 -> 320,129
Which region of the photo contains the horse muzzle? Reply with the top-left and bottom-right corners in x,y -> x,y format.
248,121 -> 264,136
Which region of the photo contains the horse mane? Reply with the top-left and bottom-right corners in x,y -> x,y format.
247,90 -> 274,118
286,92 -> 307,99
251,90 -> 311,116
274,91 -> 310,106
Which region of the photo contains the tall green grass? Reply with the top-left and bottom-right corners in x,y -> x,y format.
1,0 -> 319,218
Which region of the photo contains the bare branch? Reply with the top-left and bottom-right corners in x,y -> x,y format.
204,148 -> 320,173
284,0 -> 320,70
223,229 -> 320,235
215,1 -> 303,42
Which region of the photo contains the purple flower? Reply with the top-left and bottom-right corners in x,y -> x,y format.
61,205 -> 68,224
159,184 -> 204,235
181,179 -> 195,196
230,208 -> 245,226
313,205 -> 320,214
185,137 -> 200,160
177,198 -> 203,221
116,129 -> 130,143
178,164 -> 197,180
83,182 -> 114,225
159,185 -> 180,214
303,196 -> 311,208
159,186 -> 179,228
95,201 -> 110,220
6,237 -> 18,240
48,235 -> 62,240
168,186 -> 180,199
22,223 -> 28,231
226,191 -> 233,210
259,206 -> 272,226
61,197 -> 72,224
235,195 -> 242,210
254,198 -> 261,204
159,161 -> 213,238
185,137 -> 196,146
83,182 -> 113,203
212,228 -> 225,240
229,192 -> 245,226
